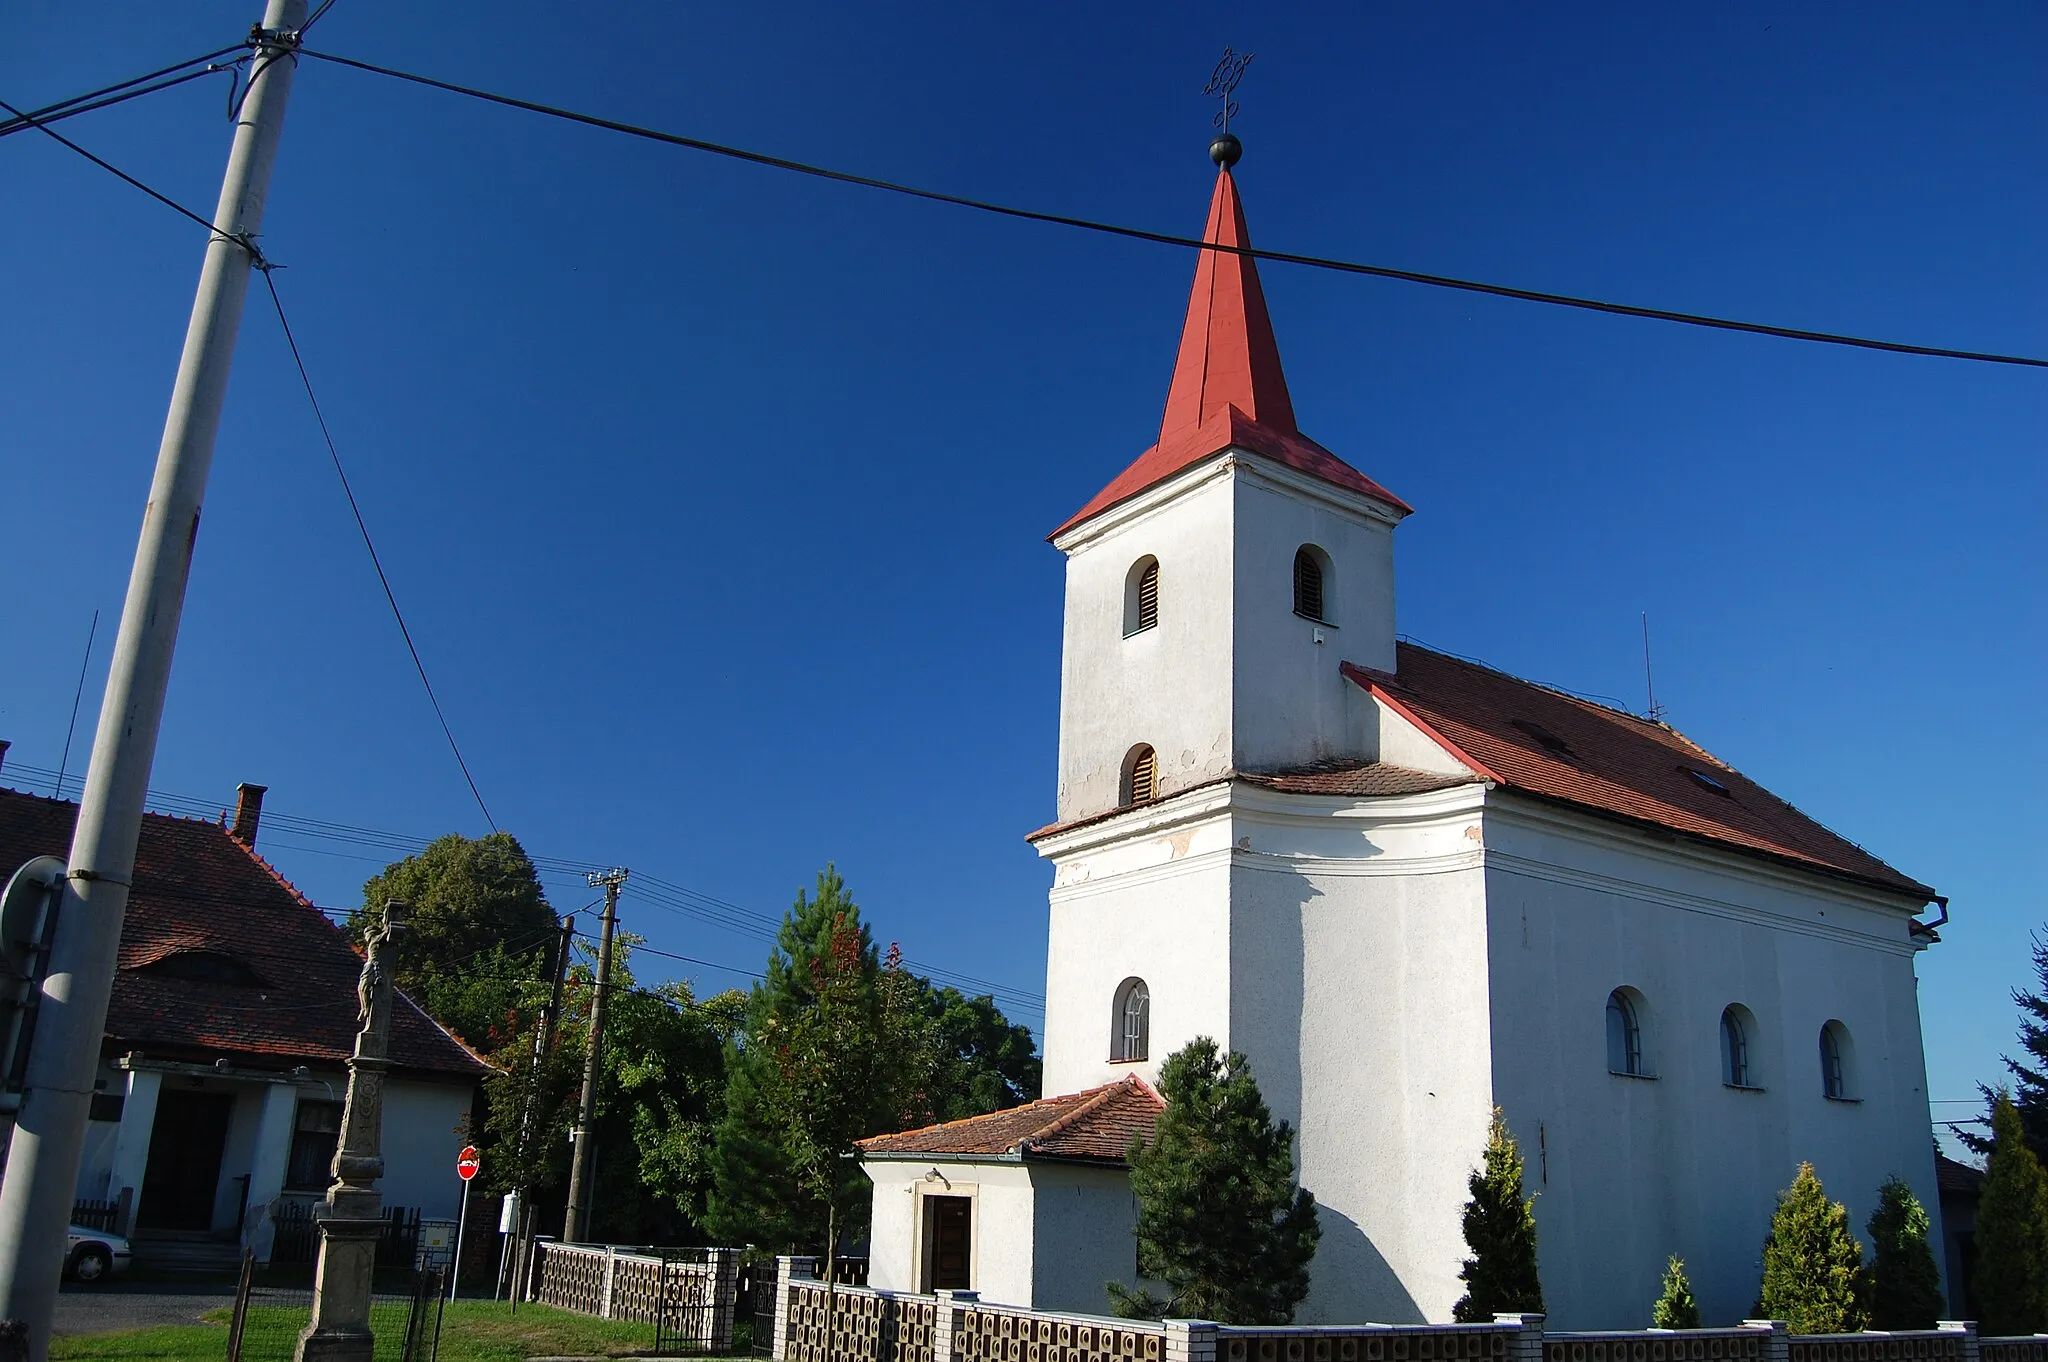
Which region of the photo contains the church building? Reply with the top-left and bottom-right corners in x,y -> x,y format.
857,139 -> 1945,1329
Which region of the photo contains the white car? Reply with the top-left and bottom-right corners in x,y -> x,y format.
64,1227 -> 132,1284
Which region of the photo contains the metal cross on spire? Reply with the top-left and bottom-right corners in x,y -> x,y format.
1203,47 -> 1254,167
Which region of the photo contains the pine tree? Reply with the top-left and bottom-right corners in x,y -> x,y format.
1108,1038 -> 1320,1324
1452,1110 -> 1545,1322
1957,938 -> 2048,1161
1652,1255 -> 1701,1329
1974,1094 -> 2048,1335
1756,1164 -> 1866,1333
1865,1175 -> 1944,1330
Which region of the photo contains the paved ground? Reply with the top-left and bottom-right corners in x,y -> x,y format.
53,1280 -> 239,1335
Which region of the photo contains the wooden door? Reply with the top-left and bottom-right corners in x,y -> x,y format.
138,1090 -> 234,1230
924,1195 -> 972,1292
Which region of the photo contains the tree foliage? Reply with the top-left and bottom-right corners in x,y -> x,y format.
1975,1094 -> 2048,1336
353,832 -> 558,1049
919,982 -> 1041,1121
1651,1256 -> 1700,1329
1756,1163 -> 1866,1334
1452,1110 -> 1545,1322
1957,935 -> 2048,1161
1865,1175 -> 1944,1330
1108,1037 -> 1319,1325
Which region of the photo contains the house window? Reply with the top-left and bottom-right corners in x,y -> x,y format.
1820,1021 -> 1853,1100
1606,989 -> 1648,1077
1112,978 -> 1150,1062
1293,546 -> 1330,623
1722,1006 -> 1757,1088
285,1099 -> 343,1192
1121,745 -> 1158,805
1125,557 -> 1160,637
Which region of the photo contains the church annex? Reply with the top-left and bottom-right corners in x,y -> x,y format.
858,144 -> 1944,1330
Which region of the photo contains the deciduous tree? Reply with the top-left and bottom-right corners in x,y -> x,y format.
1757,1163 -> 1866,1334
1453,1110 -> 1544,1322
1109,1037 -> 1320,1325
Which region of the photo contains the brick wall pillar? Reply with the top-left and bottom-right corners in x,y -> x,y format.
1164,1319 -> 1218,1362
774,1254 -> 819,1362
1939,1319 -> 1980,1362
1742,1319 -> 1790,1362
1494,1312 -> 1546,1362
934,1289 -> 979,1362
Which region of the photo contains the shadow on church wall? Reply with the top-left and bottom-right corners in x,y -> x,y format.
1304,1204 -> 1426,1325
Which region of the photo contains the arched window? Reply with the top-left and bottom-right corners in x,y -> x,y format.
1606,988 -> 1648,1077
1124,557 -> 1160,637
1721,1006 -> 1756,1088
1112,978 -> 1150,1062
1820,1021 -> 1853,1100
1293,546 -> 1330,623
1121,744 -> 1158,805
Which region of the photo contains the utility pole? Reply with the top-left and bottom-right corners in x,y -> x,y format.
506,915 -> 576,1303
561,869 -> 625,1244
0,5 -> 305,1355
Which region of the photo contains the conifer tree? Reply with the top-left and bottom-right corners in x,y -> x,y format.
1651,1255 -> 1701,1329
1756,1163 -> 1866,1333
1452,1110 -> 1545,1322
1957,937 -> 2048,1161
1974,1094 -> 2048,1336
1865,1175 -> 1944,1330
1108,1038 -> 1320,1324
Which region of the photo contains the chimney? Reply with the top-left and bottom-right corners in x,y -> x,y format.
229,783 -> 267,848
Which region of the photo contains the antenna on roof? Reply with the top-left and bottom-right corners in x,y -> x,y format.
1641,612 -> 1666,724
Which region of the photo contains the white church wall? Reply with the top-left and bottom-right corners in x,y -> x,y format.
1478,796 -> 1940,1330
1054,465 -> 1237,823
1371,696 -> 1478,778
1039,793 -> 1239,1095
1229,460 -> 1398,776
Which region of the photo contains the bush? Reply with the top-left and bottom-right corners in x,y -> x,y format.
1976,1094 -> 2048,1335
1866,1175 -> 1944,1329
1652,1255 -> 1701,1329
1452,1110 -> 1544,1322
1757,1163 -> 1865,1334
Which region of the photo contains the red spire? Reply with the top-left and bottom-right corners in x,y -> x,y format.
1156,168 -> 1297,440
1052,164 -> 1409,539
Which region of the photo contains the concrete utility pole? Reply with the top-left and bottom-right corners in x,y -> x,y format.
562,869 -> 626,1244
0,4 -> 304,1355
506,915 -> 576,1302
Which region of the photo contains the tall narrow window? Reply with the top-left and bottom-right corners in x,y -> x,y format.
1112,978 -> 1150,1061
1293,546 -> 1328,622
1721,1006 -> 1754,1088
1820,1022 -> 1852,1099
1124,557 -> 1160,636
1606,989 -> 1646,1077
1122,745 -> 1158,805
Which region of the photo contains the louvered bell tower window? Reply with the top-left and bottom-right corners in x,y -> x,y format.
1293,547 -> 1326,623
1125,557 -> 1160,636
1123,745 -> 1158,805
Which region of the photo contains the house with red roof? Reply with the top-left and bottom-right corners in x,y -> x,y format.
0,777 -> 489,1268
857,141 -> 1945,1327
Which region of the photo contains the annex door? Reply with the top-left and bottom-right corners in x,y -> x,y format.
922,1195 -> 972,1292
137,1090 -> 234,1231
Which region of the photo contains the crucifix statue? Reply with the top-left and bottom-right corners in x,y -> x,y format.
296,900 -> 408,1362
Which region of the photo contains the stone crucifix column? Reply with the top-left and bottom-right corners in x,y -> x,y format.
295,900 -> 408,1362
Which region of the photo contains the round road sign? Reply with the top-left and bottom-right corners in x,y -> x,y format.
457,1146 -> 481,1181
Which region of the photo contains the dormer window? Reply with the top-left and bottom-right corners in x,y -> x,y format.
1124,557 -> 1160,637
1293,546 -> 1330,623
1121,745 -> 1158,805
133,949 -> 267,987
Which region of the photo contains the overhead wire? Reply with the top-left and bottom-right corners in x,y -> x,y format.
294,46 -> 2048,372
0,44 -> 246,140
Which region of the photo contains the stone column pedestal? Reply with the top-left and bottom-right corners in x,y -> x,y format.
294,1211 -> 382,1362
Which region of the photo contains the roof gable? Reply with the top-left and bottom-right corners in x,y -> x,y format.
1343,645 -> 1934,901
0,788 -> 491,1079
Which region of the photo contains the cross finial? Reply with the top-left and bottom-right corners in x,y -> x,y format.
1204,47 -> 1254,167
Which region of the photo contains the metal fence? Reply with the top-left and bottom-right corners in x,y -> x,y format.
529,1240 -> 739,1353
224,1253 -> 445,1362
270,1202 -> 421,1269
69,1198 -> 121,1233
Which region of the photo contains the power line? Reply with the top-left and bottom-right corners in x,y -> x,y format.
296,46 -> 2048,373
0,45 -> 246,141
258,269 -> 498,832
0,93 -> 223,240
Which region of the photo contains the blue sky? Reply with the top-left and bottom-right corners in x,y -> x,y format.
3,3 -> 2042,1129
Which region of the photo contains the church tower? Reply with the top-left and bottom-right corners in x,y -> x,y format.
1047,142 -> 1411,827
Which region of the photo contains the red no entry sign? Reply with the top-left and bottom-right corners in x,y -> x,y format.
456,1146 -> 481,1181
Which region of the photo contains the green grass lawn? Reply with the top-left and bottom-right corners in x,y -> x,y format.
52,1299 -> 660,1362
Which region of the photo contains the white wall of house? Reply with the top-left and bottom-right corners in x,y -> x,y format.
374,1079 -> 475,1219
1479,796 -> 1941,1329
1025,1162 -> 1146,1314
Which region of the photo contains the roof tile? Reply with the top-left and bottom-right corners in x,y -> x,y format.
858,1076 -> 1162,1165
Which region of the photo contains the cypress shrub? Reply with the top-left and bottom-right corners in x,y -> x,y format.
1452,1109 -> 1545,1322
1975,1094 -> 2048,1335
1652,1255 -> 1701,1329
1757,1163 -> 1866,1333
1866,1175 -> 1944,1329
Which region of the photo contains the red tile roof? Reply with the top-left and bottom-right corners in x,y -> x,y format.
0,788 -> 490,1080
1053,169 -> 1408,539
858,1076 -> 1163,1166
1348,644 -> 1935,901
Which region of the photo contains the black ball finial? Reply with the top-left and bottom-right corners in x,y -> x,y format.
1209,132 -> 1242,168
